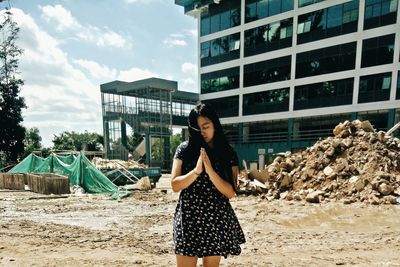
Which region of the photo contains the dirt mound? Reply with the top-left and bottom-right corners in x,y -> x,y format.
240,120 -> 400,205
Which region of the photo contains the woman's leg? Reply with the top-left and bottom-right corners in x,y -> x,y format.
202,256 -> 221,267
176,255 -> 198,267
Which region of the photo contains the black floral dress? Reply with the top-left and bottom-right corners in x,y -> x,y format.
173,141 -> 246,258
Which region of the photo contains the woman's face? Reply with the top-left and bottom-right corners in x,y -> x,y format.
197,115 -> 215,145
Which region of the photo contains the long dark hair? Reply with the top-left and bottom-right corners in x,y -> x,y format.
184,103 -> 236,187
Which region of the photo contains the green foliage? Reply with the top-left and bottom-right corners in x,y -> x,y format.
52,131 -> 103,151
0,11 -> 26,161
170,132 -> 182,155
22,127 -> 42,158
150,133 -> 182,161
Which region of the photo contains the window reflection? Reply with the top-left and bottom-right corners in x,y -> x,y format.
203,96 -> 239,118
294,78 -> 354,110
244,18 -> 293,57
245,0 -> 293,23
243,88 -> 289,115
297,0 -> 359,44
244,56 -> 291,87
361,34 -> 395,68
359,72 -> 392,103
296,42 -> 356,79
364,0 -> 397,30
201,33 -> 240,67
200,0 -> 241,36
201,67 -> 240,94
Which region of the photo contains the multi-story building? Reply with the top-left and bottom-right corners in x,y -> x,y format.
176,0 -> 400,164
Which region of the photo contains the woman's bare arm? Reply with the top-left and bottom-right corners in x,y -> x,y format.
171,154 -> 203,192
201,149 -> 236,199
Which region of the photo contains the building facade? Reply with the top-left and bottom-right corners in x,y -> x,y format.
176,0 -> 400,164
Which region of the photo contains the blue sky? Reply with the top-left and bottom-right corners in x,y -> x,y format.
1,0 -> 197,147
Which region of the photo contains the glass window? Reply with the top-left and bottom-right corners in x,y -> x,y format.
231,8 -> 241,26
390,0 -> 398,12
382,76 -> 391,89
244,18 -> 293,57
243,87 -> 289,115
245,2 -> 257,22
268,22 -> 280,41
297,1 -> 359,44
299,0 -> 313,7
201,33 -> 241,67
361,34 -> 395,68
364,0 -> 398,30
294,78 -> 354,110
297,22 -> 305,33
211,40 -> 220,57
201,17 -> 210,36
200,42 -> 210,59
210,15 -> 220,33
296,42 -> 356,78
282,0 -> 293,12
358,72 -> 391,103
327,5 -> 343,28
220,11 -> 231,30
257,0 -> 268,19
269,0 -> 281,16
244,56 -> 291,87
201,67 -> 240,94
203,96 -> 239,118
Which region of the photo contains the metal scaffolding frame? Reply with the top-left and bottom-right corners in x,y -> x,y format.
100,78 -> 198,170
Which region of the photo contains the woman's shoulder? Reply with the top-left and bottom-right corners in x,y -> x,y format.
174,141 -> 189,160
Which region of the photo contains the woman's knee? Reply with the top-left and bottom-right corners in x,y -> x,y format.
203,255 -> 221,267
176,254 -> 198,267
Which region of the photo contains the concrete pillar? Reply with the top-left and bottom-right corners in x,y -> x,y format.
163,135 -> 171,170
121,120 -> 127,147
145,132 -> 151,167
388,108 -> 396,129
243,125 -> 249,143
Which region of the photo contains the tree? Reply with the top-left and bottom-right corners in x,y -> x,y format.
170,132 -> 182,156
22,127 -> 42,158
52,131 -> 103,151
0,10 -> 26,161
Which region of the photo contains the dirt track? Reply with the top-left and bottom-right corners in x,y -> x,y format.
1,175 -> 400,267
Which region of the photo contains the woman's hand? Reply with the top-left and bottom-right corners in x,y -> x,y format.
201,148 -> 213,174
194,151 -> 203,175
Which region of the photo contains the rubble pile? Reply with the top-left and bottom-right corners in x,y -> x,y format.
239,120 -> 400,204
92,157 -> 147,169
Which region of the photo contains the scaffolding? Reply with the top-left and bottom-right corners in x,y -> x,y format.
100,78 -> 198,170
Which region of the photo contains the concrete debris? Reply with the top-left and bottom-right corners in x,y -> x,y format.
238,120 -> 400,205
92,157 -> 147,169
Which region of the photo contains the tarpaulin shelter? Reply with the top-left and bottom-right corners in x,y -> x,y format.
8,152 -> 117,194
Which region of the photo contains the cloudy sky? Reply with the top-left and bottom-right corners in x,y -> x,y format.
0,0 -> 197,147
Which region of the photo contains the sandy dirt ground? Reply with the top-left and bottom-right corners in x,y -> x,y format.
1,175 -> 400,267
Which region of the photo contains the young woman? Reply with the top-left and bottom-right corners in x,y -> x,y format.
171,103 -> 245,267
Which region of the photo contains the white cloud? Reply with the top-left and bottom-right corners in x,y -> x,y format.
182,77 -> 195,86
185,29 -> 197,38
40,4 -> 79,31
170,33 -> 185,38
163,38 -> 187,47
9,8 -> 102,147
117,67 -> 159,82
181,62 -> 197,74
73,59 -> 117,79
40,5 -> 128,49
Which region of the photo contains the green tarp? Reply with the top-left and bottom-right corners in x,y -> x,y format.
8,152 -> 117,194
